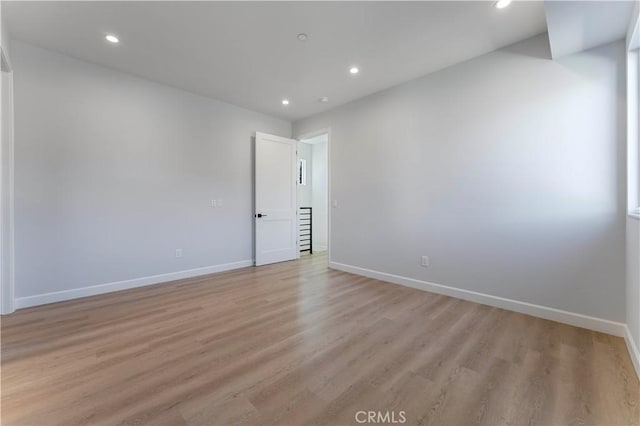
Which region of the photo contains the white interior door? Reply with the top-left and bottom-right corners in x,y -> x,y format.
255,132 -> 298,266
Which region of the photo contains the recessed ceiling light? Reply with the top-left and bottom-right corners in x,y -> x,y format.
282,99 -> 290,106
319,97 -> 329,103
494,0 -> 512,9
349,66 -> 359,75
297,33 -> 308,42
105,34 -> 119,43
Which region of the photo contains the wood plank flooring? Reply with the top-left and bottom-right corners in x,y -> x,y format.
1,253 -> 638,425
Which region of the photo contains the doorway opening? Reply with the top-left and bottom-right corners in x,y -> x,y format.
297,133 -> 328,257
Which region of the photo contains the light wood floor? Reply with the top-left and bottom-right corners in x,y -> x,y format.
2,253 -> 638,426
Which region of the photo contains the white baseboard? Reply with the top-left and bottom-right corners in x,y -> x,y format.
329,261 -> 627,338
624,326 -> 640,380
14,259 -> 254,309
312,244 -> 327,252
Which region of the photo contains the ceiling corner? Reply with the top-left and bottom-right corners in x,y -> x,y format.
545,0 -> 636,59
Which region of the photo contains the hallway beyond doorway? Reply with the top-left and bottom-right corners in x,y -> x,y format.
298,133 -> 328,255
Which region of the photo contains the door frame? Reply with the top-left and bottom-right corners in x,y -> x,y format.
1,46 -> 15,314
295,128 -> 331,264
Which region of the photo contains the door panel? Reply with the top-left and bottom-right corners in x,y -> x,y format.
255,132 -> 298,266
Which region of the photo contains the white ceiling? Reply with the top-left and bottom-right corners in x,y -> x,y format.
545,0 -> 636,58
3,1 -> 548,121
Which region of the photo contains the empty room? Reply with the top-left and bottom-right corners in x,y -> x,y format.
1,1 -> 640,425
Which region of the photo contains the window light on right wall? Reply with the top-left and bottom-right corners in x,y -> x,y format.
634,48 -> 640,218
628,8 -> 640,219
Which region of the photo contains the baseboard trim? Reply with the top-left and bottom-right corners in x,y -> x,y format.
624,326 -> 640,380
14,259 -> 254,310
329,261 -> 627,338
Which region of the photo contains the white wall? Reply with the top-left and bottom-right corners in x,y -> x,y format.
1,3 -> 11,61
311,139 -> 328,252
294,34 -> 627,323
12,41 -> 291,303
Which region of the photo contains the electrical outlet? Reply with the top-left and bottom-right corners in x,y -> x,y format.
211,199 -> 217,208
421,256 -> 429,267
175,249 -> 183,258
